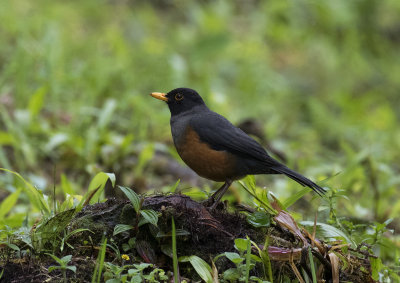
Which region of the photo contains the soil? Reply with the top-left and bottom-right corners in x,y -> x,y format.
0,194 -> 375,282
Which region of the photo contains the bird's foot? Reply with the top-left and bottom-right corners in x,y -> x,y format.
202,197 -> 226,211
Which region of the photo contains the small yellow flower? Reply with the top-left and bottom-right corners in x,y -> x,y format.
121,254 -> 130,261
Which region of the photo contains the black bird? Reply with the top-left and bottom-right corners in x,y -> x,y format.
151,88 -> 325,209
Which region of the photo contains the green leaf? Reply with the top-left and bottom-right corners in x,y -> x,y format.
139,210 -> 158,226
89,172 -> 116,192
77,172 -> 115,211
234,238 -> 249,252
66,265 -> 77,273
243,175 -> 256,192
0,188 -> 22,220
223,268 -> 240,281
46,253 -> 64,265
300,221 -> 353,245
113,224 -> 133,236
224,252 -> 243,264
179,256 -> 213,283
34,209 -> 76,251
0,168 -> 50,215
28,86 -> 46,116
118,186 -> 140,213
60,255 -> 72,264
170,179 -> 180,193
370,257 -> 382,281
6,243 -> 20,251
247,211 -> 270,228
282,187 -> 312,209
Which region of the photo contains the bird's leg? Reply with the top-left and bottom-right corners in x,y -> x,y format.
208,180 -> 233,210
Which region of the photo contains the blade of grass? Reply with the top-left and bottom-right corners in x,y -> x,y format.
308,247 -> 317,283
244,236 -> 251,283
92,237 -> 107,283
172,217 -> 179,283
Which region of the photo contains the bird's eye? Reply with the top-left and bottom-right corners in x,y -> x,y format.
175,93 -> 184,101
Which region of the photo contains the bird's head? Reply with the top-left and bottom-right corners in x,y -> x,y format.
151,88 -> 206,115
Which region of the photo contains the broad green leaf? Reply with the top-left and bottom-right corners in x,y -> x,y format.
46,253 -> 64,265
66,265 -> 77,273
0,168 -> 50,215
223,268 -> 240,281
179,256 -> 213,283
113,224 -> 133,236
247,211 -> 270,228
88,172 -> 116,192
28,86 -> 46,116
34,209 -> 76,251
61,255 -> 73,263
140,210 -> 158,226
370,257 -> 382,281
118,186 -> 140,213
224,252 -> 243,264
234,238 -> 249,252
133,263 -> 153,270
282,187 -> 312,209
0,188 -> 21,219
6,243 -> 20,251
300,221 -> 353,245
77,172 -> 115,211
243,175 -> 256,192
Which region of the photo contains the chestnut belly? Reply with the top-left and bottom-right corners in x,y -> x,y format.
176,127 -> 239,182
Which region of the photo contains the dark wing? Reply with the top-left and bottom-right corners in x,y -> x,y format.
190,111 -> 326,195
189,111 -> 281,167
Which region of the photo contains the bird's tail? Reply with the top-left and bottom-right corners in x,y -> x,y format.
273,166 -> 326,196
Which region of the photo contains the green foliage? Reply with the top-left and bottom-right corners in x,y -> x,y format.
246,211 -> 271,228
171,217 -> 179,283
0,168 -> 51,217
47,253 -> 76,283
92,237 -> 107,283
76,172 -> 116,212
215,238 -> 263,282
113,186 -> 159,236
104,262 -> 168,283
239,175 -> 277,215
0,0 -> 399,280
179,256 -> 213,283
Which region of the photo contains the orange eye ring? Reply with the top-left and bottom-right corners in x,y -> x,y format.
175,93 -> 184,101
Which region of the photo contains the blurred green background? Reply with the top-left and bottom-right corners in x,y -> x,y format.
0,0 -> 399,265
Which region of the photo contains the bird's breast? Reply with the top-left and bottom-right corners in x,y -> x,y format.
175,126 -> 239,182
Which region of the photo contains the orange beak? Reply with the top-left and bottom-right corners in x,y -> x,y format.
150,92 -> 168,102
